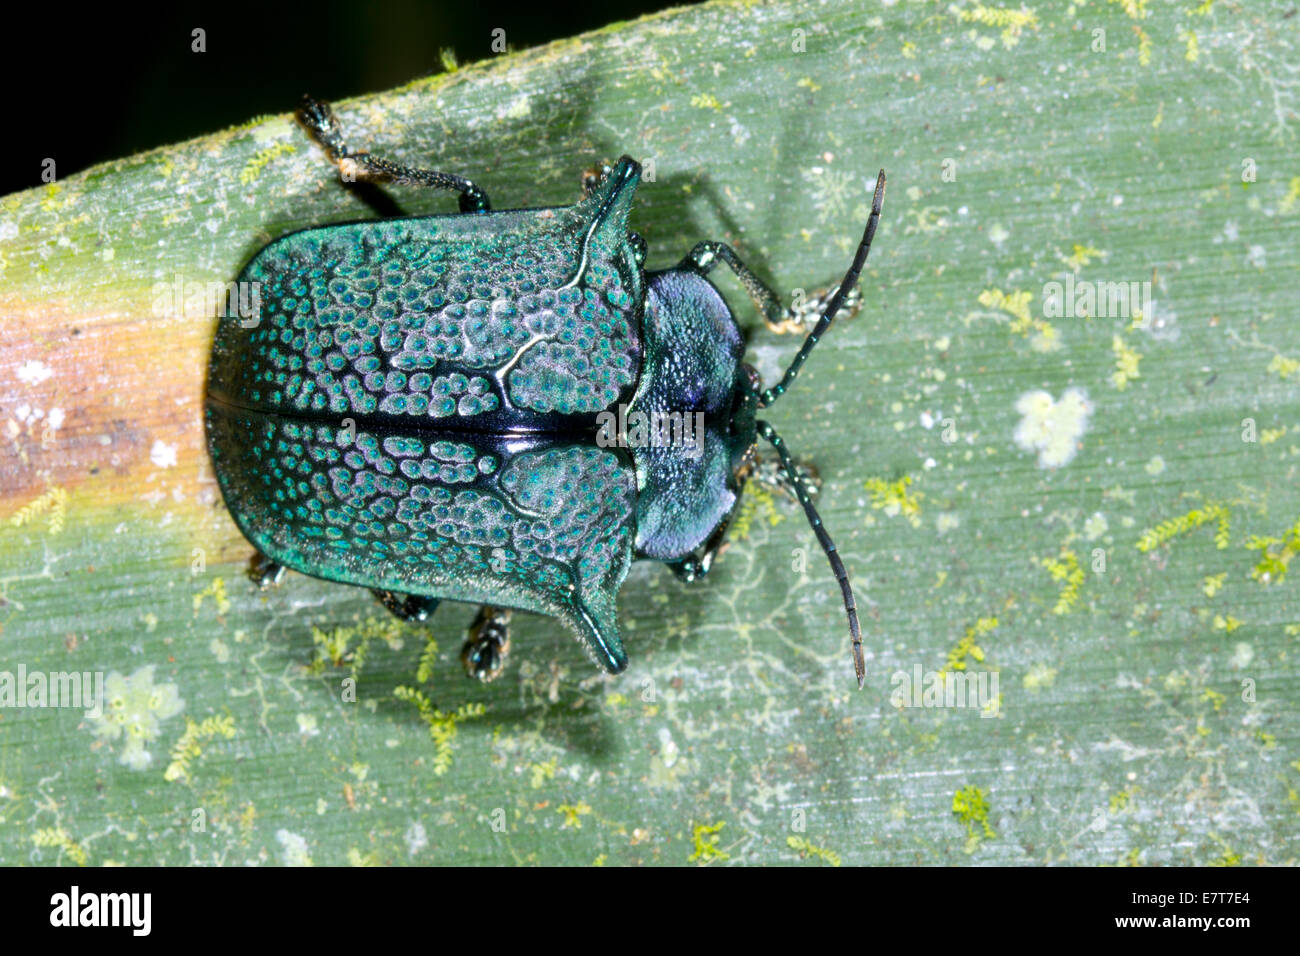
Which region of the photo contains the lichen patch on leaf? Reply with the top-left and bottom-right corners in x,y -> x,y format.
85,666 -> 185,770
1013,388 -> 1091,469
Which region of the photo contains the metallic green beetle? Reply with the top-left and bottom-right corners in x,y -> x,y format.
206,96 -> 886,685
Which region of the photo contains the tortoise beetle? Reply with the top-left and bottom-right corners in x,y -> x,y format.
205,96 -> 885,686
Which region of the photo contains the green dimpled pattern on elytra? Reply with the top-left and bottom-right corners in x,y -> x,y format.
209,407 -> 633,606
235,213 -> 640,420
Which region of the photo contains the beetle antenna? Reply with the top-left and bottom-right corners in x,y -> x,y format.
755,419 -> 864,688
759,170 -> 886,408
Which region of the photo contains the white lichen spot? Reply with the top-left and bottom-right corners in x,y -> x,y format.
85,665 -> 185,770
0,221 -> 17,241
1013,387 -> 1091,469
1024,662 -> 1059,689
406,822 -> 429,857
657,727 -> 679,769
988,223 -> 1010,246
16,360 -> 53,386
209,638 -> 230,663
1083,512 -> 1109,541
296,713 -> 320,737
1231,643 -> 1254,669
500,94 -> 532,121
936,513 -> 961,535
276,829 -> 313,866
150,439 -> 178,468
1145,455 -> 1166,475
801,165 -> 856,224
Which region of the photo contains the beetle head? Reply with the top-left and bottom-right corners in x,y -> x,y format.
631,172 -> 885,687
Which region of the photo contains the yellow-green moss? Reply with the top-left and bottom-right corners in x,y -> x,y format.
954,3 -> 1040,47
1064,243 -> 1103,271
32,826 -> 87,865
1111,335 -> 1142,391
977,287 -> 1060,351
308,615 -> 406,676
864,475 -> 924,528
1038,548 -> 1084,614
8,486 -> 68,534
952,785 -> 995,853
164,715 -> 237,783
1245,515 -> 1300,584
238,142 -> 297,186
1136,501 -> 1230,552
943,616 -> 998,673
730,484 -> 785,541
392,686 -> 485,775
192,577 -> 230,617
557,802 -> 593,829
688,821 -> 729,863
786,836 -> 842,866
415,634 -> 440,684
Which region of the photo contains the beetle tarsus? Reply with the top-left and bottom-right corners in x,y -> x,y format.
668,507 -> 738,584
461,606 -> 512,682
581,160 -> 614,197
249,553 -> 286,590
777,282 -> 863,335
753,454 -> 820,502
296,94 -> 492,212
371,589 -> 440,623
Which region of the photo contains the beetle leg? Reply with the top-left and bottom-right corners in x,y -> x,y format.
461,606 -> 512,682
370,590 -> 440,622
667,508 -> 737,584
628,232 -> 648,267
682,241 -> 794,334
249,552 -> 286,589
786,282 -> 863,334
580,160 -> 613,198
753,454 -> 821,503
296,95 -> 492,213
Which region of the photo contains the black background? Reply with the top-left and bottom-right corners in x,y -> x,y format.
13,865 -> 1270,937
4,0 -> 690,198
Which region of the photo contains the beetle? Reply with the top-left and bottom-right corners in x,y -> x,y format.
205,96 -> 885,687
